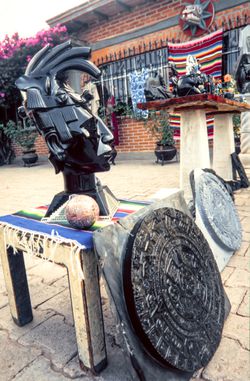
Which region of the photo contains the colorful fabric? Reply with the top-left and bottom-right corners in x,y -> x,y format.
0,200 -> 149,250
129,68 -> 149,118
168,29 -> 223,140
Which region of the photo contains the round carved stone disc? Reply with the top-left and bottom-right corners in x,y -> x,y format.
195,171 -> 242,251
123,207 -> 225,372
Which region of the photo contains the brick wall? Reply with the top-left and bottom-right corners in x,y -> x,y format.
83,0 -> 185,45
116,116 -> 181,152
85,2 -> 249,63
116,117 -> 157,152
35,135 -> 49,155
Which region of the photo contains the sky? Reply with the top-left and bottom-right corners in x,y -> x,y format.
0,0 -> 86,41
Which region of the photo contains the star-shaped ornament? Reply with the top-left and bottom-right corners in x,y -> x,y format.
180,0 -> 215,37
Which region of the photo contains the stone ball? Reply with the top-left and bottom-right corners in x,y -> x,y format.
65,195 -> 100,229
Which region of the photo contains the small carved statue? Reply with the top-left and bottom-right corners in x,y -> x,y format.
176,55 -> 211,96
168,63 -> 179,97
144,71 -> 173,101
234,25 -> 250,94
16,41 -> 114,216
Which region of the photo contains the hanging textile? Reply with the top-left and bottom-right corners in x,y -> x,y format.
129,68 -> 149,119
168,29 -> 223,140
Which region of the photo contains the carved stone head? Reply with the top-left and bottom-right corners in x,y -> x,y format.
16,41 -> 114,174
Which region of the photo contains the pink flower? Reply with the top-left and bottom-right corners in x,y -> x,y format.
0,92 -> 5,98
0,24 -> 68,61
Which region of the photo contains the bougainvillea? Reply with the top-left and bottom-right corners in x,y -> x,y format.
0,25 -> 68,111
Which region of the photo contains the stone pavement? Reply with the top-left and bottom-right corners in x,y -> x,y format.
0,156 -> 249,381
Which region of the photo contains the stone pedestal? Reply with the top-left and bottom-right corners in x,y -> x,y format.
213,114 -> 235,180
138,94 -> 250,199
180,110 -> 210,200
239,94 -> 250,175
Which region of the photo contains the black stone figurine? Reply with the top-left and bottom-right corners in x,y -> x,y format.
16,41 -> 114,216
176,55 -> 213,97
144,71 -> 173,101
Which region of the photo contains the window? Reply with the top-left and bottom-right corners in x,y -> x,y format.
222,26 -> 245,75
96,48 -> 168,106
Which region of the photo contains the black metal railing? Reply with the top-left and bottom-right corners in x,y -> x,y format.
96,47 -> 169,107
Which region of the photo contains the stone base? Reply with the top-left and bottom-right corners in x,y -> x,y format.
94,190 -> 193,381
148,187 -> 181,201
93,190 -> 227,380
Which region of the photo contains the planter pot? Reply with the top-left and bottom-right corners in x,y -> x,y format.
154,144 -> 177,165
22,149 -> 38,167
223,92 -> 234,100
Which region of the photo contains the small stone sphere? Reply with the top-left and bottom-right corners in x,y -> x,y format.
65,195 -> 100,229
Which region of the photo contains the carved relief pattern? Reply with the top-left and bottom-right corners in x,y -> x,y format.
126,208 -> 224,372
196,172 -> 242,250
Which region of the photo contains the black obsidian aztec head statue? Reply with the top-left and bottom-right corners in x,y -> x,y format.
16,40 -> 114,174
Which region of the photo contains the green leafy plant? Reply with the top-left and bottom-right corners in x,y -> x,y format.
112,101 -> 134,117
144,110 -> 175,146
233,114 -> 241,139
0,129 -> 15,165
0,119 -> 38,151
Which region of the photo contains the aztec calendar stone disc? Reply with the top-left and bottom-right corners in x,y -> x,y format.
195,171 -> 242,251
123,207 -> 225,373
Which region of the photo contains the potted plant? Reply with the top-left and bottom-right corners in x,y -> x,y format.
145,110 -> 177,165
0,119 -> 38,166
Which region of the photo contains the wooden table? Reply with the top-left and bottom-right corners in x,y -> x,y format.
0,200 -> 149,374
0,223 -> 106,374
138,94 -> 250,200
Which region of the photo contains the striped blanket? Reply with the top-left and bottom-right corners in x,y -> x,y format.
0,200 -> 149,250
168,29 -> 223,140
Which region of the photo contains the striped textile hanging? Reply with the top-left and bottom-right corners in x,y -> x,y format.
168,29 -> 223,140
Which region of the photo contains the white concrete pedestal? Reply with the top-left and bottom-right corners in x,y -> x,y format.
180,109 -> 210,200
141,94 -> 250,200
213,113 -> 235,180
239,94 -> 250,175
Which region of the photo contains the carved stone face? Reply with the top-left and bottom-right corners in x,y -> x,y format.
61,110 -> 114,173
16,41 -> 114,174
181,5 -> 202,25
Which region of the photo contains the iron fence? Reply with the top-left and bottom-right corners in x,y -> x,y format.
95,47 -> 169,107
95,27 -> 244,109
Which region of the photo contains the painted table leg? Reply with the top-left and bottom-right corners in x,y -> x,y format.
0,230 -> 33,326
213,113 -> 235,180
67,248 -> 107,373
180,109 -> 210,200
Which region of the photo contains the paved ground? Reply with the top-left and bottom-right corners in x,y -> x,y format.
0,156 -> 249,381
